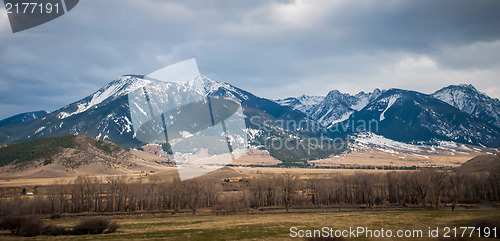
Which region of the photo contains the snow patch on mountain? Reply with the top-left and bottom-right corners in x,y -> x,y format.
352,89 -> 383,111
57,74 -> 240,120
353,132 -> 422,153
0,110 -> 49,127
351,97 -> 370,111
276,89 -> 383,127
275,95 -> 324,113
380,94 -> 400,121
432,84 -> 500,127
351,132 -> 493,157
59,76 -> 154,119
327,111 -> 353,128
34,126 -> 46,135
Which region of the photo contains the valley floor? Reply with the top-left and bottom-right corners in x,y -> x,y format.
1,209 -> 499,240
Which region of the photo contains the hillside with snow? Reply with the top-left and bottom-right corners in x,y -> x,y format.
1,74 -> 499,165
432,84 -> 500,128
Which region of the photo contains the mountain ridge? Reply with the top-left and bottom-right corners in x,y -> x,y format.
1,75 -> 500,161
276,89 -> 384,127
0,110 -> 48,127
0,75 -> 335,163
432,84 -> 500,128
335,88 -> 500,147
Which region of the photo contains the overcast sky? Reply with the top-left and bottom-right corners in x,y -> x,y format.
1,0 -> 500,120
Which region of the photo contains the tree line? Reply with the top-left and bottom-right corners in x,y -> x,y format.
1,168 -> 499,216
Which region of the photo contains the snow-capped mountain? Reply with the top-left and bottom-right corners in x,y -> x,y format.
309,90 -> 356,128
432,84 -> 500,128
2,75 -> 500,163
0,110 -> 48,127
0,75 -> 323,151
277,89 -> 383,128
275,95 -> 324,113
337,89 -> 500,147
351,89 -> 384,111
57,75 -> 154,120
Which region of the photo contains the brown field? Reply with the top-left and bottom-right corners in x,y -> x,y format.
0,140 -> 495,190
0,166 -> 408,187
1,138 -> 493,187
312,148 -> 480,168
1,209 -> 499,240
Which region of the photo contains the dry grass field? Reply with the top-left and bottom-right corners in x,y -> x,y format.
311,148 -> 481,168
0,165 -> 405,187
1,209 -> 499,240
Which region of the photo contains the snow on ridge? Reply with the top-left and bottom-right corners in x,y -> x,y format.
184,75 -> 248,100
56,74 -> 245,121
380,94 -> 400,121
297,95 -> 324,106
34,126 -> 46,135
58,76 -> 154,119
326,111 -> 353,128
352,132 -> 493,157
74,76 -> 153,116
432,85 -> 500,128
58,112 -> 71,119
351,96 -> 369,111
353,132 -> 422,153
275,95 -> 324,113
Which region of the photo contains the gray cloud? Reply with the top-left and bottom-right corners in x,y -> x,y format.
1,0 -> 500,119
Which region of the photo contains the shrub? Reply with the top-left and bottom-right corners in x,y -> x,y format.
72,217 -> 118,235
42,224 -> 67,236
0,215 -> 27,235
1,215 -> 118,236
106,221 -> 120,234
50,213 -> 62,219
18,215 -> 44,237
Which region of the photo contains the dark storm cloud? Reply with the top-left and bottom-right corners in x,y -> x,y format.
1,0 -> 500,119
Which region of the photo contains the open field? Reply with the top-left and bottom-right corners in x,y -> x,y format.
1,136 -> 495,187
313,148 -> 475,168
1,209 -> 499,240
0,166 -> 408,187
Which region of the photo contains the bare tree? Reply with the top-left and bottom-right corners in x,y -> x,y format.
276,173 -> 300,212
429,169 -> 448,209
410,169 -> 432,208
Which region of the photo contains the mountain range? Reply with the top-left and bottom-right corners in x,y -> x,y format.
0,75 -> 334,163
0,110 -> 48,128
277,89 -> 384,128
278,85 -> 500,147
1,75 -> 499,163
432,84 -> 500,128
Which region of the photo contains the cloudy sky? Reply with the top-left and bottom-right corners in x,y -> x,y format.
1,0 -> 500,120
